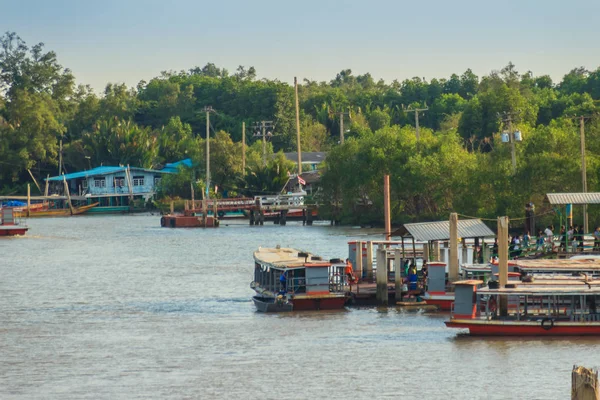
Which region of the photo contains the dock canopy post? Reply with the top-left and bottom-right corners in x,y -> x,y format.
394,249 -> 403,302
355,241 -> 363,280
366,241 -> 374,281
449,213 -> 459,282
376,245 -> 388,306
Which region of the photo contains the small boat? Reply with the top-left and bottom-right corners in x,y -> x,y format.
252,296 -> 293,312
15,202 -> 99,217
0,208 -> 28,236
445,280 -> 600,336
251,247 -> 349,312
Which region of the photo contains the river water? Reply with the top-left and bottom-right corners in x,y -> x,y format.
1,215 -> 599,399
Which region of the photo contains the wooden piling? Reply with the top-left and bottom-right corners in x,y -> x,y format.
26,184 -> 31,217
62,176 -> 74,215
498,216 -> 509,317
423,242 -> 430,262
572,365 -> 599,400
432,241 -> 439,261
170,201 -> 174,215
394,249 -> 403,302
355,241 -> 363,280
366,241 -> 374,281
383,175 -> 391,240
449,213 -> 459,282
376,245 -> 388,306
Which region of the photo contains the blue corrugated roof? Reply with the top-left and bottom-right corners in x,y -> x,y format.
161,158 -> 193,173
45,165 -> 174,181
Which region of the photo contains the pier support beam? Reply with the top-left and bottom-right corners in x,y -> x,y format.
280,210 -> 287,226
355,241 -> 363,280
449,213 -> 459,282
376,245 -> 388,306
498,216 -> 509,317
572,365 -> 599,400
366,241 -> 374,281
394,249 -> 403,302
432,241 -> 440,261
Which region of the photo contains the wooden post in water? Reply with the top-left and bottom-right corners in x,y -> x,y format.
449,213 -> 459,282
572,365 -> 599,400
498,216 -> 509,317
376,245 -> 388,306
44,175 -> 49,208
26,184 -> 31,217
355,241 -> 363,281
383,174 -> 391,241
394,248 -> 403,302
63,176 -> 74,215
366,241 -> 374,281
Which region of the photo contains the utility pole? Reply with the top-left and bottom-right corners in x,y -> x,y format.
294,77 -> 302,175
252,121 -> 274,167
498,111 -> 519,174
404,106 -> 428,140
580,115 -> 588,233
58,138 -> 63,175
203,106 -> 215,199
338,110 -> 350,145
242,121 -> 246,176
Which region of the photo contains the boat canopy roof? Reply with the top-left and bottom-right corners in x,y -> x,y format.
253,247 -> 333,269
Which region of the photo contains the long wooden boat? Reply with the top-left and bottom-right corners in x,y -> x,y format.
15,202 -> 99,217
251,247 -> 349,312
0,208 -> 28,236
445,280 -> 600,336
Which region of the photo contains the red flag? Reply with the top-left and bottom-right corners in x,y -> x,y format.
298,176 -> 306,186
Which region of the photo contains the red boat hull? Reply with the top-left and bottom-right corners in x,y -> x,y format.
0,227 -> 28,236
426,298 -> 454,311
291,296 -> 347,311
446,320 -> 600,336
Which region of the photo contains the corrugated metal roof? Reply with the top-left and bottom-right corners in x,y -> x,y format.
45,166 -> 172,181
545,193 -> 600,205
392,219 -> 495,242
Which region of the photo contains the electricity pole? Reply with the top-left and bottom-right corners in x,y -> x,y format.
294,77 -> 302,175
404,106 -> 428,140
498,111 -> 519,174
242,121 -> 246,176
580,115 -> 588,233
203,106 -> 215,198
338,110 -> 350,145
252,121 -> 274,167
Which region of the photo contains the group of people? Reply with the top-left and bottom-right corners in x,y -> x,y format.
490,224 -> 600,259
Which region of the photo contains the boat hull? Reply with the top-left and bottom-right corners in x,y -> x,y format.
446,320 -> 600,336
291,296 -> 347,311
0,226 -> 28,236
423,293 -> 454,311
253,296 -> 293,312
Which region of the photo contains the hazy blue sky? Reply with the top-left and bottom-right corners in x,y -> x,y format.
2,0 -> 599,91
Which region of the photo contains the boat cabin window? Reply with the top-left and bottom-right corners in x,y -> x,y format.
94,177 -> 106,188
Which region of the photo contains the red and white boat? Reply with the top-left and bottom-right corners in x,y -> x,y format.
445,280 -> 600,336
0,208 -> 28,236
251,247 -> 349,311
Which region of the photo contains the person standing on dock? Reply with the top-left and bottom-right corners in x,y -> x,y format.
544,225 -> 554,251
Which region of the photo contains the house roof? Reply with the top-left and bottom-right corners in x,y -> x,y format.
284,152 -> 327,164
545,193 -> 600,205
45,166 -> 172,181
161,158 -> 193,173
391,219 -> 495,242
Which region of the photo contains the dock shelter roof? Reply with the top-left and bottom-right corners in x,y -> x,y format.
392,219 -> 495,242
545,193 -> 600,205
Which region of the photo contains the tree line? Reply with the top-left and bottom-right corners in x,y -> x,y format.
1,32 -> 600,227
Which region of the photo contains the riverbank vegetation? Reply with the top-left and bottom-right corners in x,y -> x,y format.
1,31 -> 600,225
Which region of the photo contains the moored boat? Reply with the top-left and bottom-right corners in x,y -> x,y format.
445,280 -> 600,336
14,202 -> 99,217
0,208 -> 28,236
251,247 -> 349,312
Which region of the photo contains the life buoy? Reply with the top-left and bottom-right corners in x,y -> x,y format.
541,318 -> 554,330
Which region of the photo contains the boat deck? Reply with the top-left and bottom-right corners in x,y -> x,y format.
254,247 -> 319,268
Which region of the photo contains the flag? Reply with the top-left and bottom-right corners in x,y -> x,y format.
298,176 -> 306,186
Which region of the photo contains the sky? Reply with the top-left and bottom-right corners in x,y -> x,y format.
2,0 -> 599,92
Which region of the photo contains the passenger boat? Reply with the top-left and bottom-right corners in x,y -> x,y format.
251,247 -> 349,312
445,280 -> 600,336
0,208 -> 28,236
